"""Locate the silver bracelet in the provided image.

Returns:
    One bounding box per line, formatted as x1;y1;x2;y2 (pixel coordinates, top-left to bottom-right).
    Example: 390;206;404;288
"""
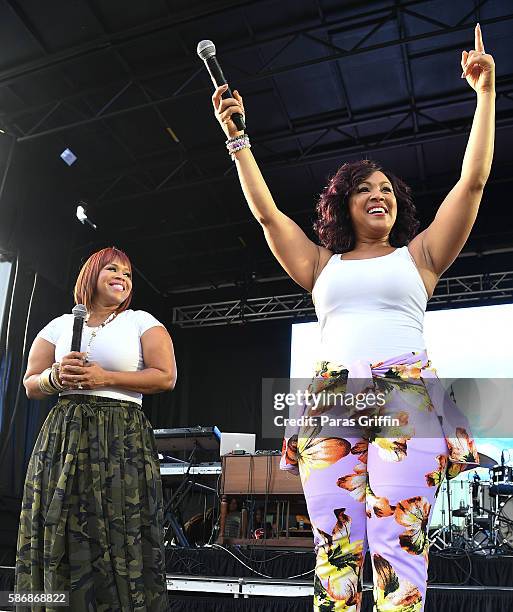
225;134;247;144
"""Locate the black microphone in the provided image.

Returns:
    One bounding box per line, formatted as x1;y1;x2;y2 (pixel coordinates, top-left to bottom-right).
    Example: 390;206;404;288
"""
71;304;87;352
197;39;246;132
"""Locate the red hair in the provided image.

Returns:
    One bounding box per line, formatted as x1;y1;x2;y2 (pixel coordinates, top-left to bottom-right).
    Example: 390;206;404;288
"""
74;247;133;312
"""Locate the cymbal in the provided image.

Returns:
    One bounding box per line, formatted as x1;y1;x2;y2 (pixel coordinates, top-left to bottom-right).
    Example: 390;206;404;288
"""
478;452;498;469
450;452;497;478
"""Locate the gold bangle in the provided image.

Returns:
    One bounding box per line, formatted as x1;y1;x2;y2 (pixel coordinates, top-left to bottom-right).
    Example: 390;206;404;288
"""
38;369;53;394
38;368;58;395
50;362;66;391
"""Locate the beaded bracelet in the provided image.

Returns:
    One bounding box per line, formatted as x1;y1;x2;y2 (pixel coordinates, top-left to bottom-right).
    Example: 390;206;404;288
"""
226;134;251;160
226;134;247;143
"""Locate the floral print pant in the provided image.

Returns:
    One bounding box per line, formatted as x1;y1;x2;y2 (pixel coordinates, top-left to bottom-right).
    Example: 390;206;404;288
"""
286;374;474;611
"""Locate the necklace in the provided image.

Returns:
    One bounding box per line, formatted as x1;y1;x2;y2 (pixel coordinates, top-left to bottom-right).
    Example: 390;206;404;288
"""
84;311;117;360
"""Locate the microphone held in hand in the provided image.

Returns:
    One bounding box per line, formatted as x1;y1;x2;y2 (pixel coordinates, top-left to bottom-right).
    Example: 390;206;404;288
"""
71;304;87;352
197;39;245;132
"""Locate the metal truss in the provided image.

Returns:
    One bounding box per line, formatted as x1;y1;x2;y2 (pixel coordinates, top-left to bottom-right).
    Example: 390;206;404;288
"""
0;0;259;87
172;270;513;327
1;0;511;214
89;99;513;208
2;0;510;144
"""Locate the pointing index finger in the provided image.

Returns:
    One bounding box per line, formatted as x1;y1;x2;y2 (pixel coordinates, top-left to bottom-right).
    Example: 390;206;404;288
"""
475;23;485;53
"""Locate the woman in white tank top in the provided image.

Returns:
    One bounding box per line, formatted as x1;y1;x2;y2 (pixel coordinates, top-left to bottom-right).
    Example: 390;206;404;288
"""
211;24;494;612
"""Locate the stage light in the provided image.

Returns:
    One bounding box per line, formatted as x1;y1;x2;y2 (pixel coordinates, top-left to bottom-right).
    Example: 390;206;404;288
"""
76;203;97;229
60;148;77;166
166;127;180;143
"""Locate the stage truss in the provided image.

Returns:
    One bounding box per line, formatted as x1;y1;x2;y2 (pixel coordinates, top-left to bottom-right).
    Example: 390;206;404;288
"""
172;270;513;328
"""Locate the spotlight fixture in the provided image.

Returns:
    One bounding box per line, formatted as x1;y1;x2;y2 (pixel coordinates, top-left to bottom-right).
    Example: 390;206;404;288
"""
60;148;77;166
76;203;97;229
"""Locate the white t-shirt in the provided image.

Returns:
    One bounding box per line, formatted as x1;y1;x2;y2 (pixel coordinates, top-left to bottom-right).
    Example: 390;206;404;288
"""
37;309;165;405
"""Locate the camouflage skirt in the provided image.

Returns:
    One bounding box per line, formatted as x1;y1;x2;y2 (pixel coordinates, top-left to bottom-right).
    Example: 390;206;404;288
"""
15;394;169;612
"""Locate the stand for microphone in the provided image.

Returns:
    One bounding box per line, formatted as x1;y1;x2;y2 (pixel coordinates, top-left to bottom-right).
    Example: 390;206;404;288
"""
162;444;199;547
440;485;446;543
430;484;450;551
446;479;453;545
162;442;218;547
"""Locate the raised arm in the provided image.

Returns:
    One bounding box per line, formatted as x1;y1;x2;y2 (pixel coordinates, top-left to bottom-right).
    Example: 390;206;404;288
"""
412;24;495;279
212;85;329;292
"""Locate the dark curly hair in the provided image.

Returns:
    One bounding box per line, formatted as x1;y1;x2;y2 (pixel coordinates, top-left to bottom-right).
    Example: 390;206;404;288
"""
313;159;420;253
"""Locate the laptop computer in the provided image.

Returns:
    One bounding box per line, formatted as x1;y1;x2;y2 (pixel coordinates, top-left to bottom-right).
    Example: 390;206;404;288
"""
220;432;256;456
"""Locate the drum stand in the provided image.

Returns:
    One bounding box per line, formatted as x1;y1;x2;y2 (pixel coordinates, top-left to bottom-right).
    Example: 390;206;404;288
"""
477;502;513;546
446;478;454;544
432;458;513;555
429;483;451;550
470;503;499;553
466;490;513;554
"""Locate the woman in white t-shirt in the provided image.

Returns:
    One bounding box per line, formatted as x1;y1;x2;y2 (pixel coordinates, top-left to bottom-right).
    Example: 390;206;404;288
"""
15;246;176;612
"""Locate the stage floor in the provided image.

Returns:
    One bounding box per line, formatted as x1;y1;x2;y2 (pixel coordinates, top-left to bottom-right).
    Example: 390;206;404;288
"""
1;546;513;610
163;545;513;611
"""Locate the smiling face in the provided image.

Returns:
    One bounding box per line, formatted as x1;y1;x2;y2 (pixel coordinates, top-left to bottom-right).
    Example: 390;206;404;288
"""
94;258;133;309
347;170;398;242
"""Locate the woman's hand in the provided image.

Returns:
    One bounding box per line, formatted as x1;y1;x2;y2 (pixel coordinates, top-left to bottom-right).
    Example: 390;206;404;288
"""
60;356;110;390
461;23;495;95
58;351;88;389
212;84;245;138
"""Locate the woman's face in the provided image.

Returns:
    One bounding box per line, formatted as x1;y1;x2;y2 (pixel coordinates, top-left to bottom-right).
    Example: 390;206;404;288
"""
94;258;132;308
347;170;397;240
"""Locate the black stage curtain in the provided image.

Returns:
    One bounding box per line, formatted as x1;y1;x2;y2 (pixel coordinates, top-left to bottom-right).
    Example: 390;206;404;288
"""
167;548;313;581
0;258;70;563
168;596;313;612
167;590;513;612
0;260;69;493
0;566;12;590
165;546;513;588
157;321;292;448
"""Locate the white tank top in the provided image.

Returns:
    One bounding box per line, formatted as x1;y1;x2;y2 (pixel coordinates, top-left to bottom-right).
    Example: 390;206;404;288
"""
312;246;428;364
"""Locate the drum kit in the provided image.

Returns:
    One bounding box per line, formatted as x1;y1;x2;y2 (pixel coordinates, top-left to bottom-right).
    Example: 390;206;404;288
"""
430;452;513;555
